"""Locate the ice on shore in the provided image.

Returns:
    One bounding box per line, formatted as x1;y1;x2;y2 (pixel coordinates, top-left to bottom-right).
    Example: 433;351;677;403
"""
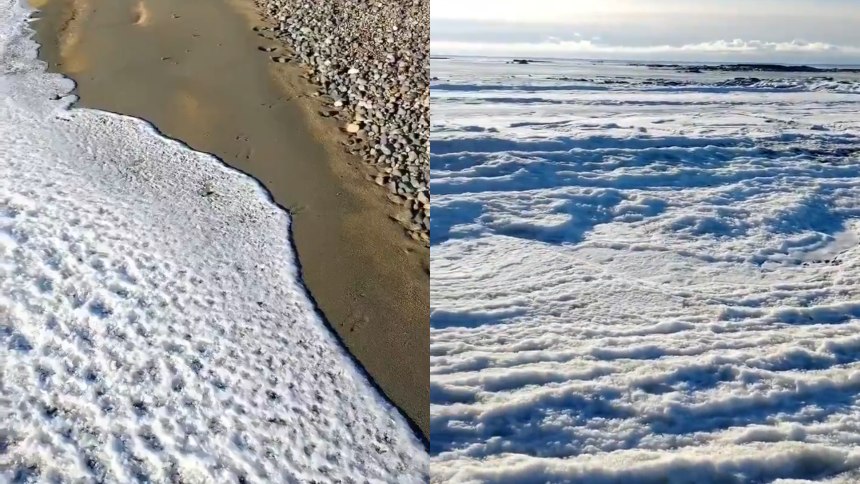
430;56;860;482
0;1;426;481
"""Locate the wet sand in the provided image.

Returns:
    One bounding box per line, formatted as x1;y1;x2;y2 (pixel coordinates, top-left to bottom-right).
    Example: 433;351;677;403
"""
30;0;429;438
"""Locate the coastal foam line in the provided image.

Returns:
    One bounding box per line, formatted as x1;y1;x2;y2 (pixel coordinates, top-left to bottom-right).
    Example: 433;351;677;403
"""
430;57;860;482
0;0;426;481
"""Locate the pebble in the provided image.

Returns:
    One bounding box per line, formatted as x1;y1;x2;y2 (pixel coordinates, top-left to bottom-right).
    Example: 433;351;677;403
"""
261;0;430;243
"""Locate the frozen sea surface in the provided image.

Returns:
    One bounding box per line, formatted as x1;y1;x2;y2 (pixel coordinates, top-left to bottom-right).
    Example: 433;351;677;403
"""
0;1;426;481
430;56;860;483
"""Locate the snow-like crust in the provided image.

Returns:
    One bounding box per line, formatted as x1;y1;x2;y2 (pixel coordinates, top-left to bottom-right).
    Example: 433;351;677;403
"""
430;58;860;482
0;2;426;481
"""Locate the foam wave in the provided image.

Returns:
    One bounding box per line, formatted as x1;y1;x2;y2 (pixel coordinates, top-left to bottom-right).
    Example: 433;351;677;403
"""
0;0;426;481
431;53;860;481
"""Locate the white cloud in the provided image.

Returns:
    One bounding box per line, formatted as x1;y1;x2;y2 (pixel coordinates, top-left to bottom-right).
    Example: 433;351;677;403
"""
430;1;860;63
430;38;860;62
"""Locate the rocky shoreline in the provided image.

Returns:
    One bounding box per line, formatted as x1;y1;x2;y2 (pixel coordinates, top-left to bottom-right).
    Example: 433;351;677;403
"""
255;0;430;245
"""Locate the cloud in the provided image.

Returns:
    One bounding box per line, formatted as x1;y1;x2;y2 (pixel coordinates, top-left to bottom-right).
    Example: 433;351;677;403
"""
430;38;860;62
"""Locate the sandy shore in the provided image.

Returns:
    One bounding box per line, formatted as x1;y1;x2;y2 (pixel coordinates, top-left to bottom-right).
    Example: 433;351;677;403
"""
30;0;428;438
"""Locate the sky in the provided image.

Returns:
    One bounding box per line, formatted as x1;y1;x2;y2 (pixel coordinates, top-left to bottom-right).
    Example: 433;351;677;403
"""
431;0;860;64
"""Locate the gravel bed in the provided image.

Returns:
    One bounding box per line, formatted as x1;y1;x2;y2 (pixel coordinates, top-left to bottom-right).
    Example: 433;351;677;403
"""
256;0;430;245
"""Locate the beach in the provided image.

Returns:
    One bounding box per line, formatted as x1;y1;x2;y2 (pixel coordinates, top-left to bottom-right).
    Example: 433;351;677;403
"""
0;0;426;480
30;0;429;439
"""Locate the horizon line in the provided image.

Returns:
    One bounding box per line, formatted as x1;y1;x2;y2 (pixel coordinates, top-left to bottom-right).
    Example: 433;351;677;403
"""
430;54;860;68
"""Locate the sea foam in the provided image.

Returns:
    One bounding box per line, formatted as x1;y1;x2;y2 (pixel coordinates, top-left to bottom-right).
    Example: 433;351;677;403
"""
431;56;860;483
0;1;426;481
